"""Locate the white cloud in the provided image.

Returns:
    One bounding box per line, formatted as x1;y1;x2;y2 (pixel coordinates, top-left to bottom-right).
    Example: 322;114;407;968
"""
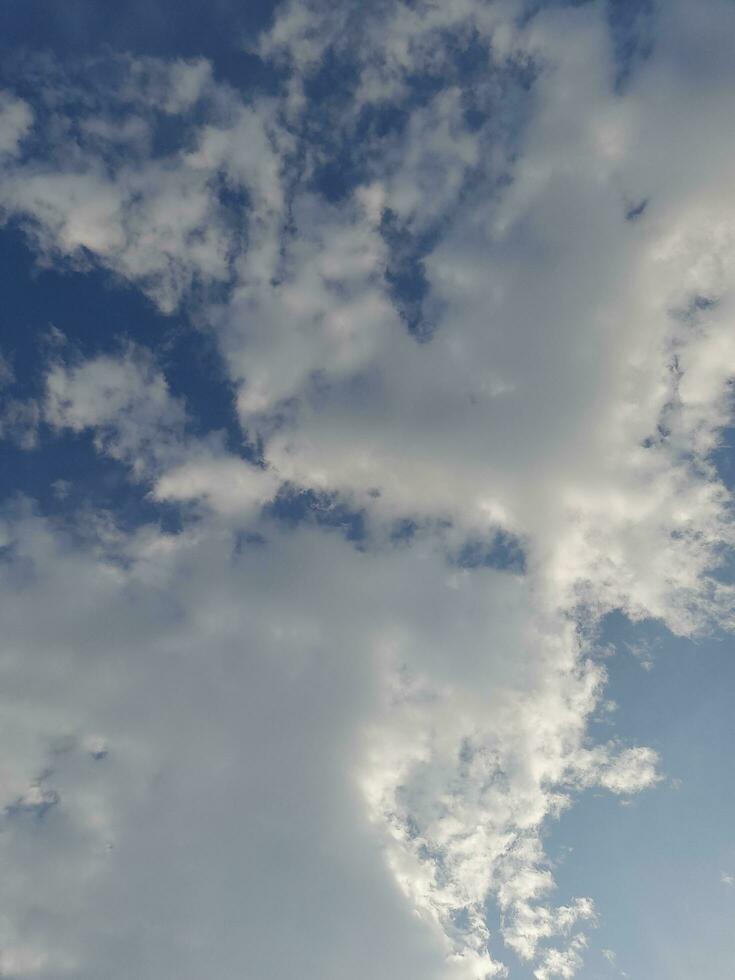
152;451;278;516
0;508;603;979
43;344;276;515
0;58;284;313
44;346;187;477
0;1;733;978
533;934;588;980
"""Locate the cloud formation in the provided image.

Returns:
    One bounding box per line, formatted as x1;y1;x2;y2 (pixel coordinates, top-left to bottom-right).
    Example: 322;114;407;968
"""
0;1;734;978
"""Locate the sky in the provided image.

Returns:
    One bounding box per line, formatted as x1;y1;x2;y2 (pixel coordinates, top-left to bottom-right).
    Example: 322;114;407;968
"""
0;1;733;978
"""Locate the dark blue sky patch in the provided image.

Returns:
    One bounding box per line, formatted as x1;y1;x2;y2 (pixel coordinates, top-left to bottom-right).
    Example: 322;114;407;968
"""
390;518;420;545
0;432;184;535
307;98;408;206
302;51;364;204
0;225;246;453
215;179;251;248
0;0;282;93
302;46;359;109
264;483;366;544
711;424;735;493
454;530;527;574
149;108;201;159
0;224;170;392
380;209;442;341
626;198;648;221
152;323;246;455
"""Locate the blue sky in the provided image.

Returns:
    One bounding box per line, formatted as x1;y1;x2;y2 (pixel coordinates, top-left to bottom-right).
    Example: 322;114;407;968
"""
0;2;734;978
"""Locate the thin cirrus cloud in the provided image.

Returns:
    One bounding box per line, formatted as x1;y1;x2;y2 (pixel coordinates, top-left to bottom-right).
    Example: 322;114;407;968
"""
0;1;733;978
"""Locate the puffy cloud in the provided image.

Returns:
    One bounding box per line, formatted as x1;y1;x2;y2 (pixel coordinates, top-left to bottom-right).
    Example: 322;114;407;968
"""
533;934;589;980
152;451;278;515
42;344;276;515
0;57;284;312
0;507;612;980
0;1;734;978
44;346;188;477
